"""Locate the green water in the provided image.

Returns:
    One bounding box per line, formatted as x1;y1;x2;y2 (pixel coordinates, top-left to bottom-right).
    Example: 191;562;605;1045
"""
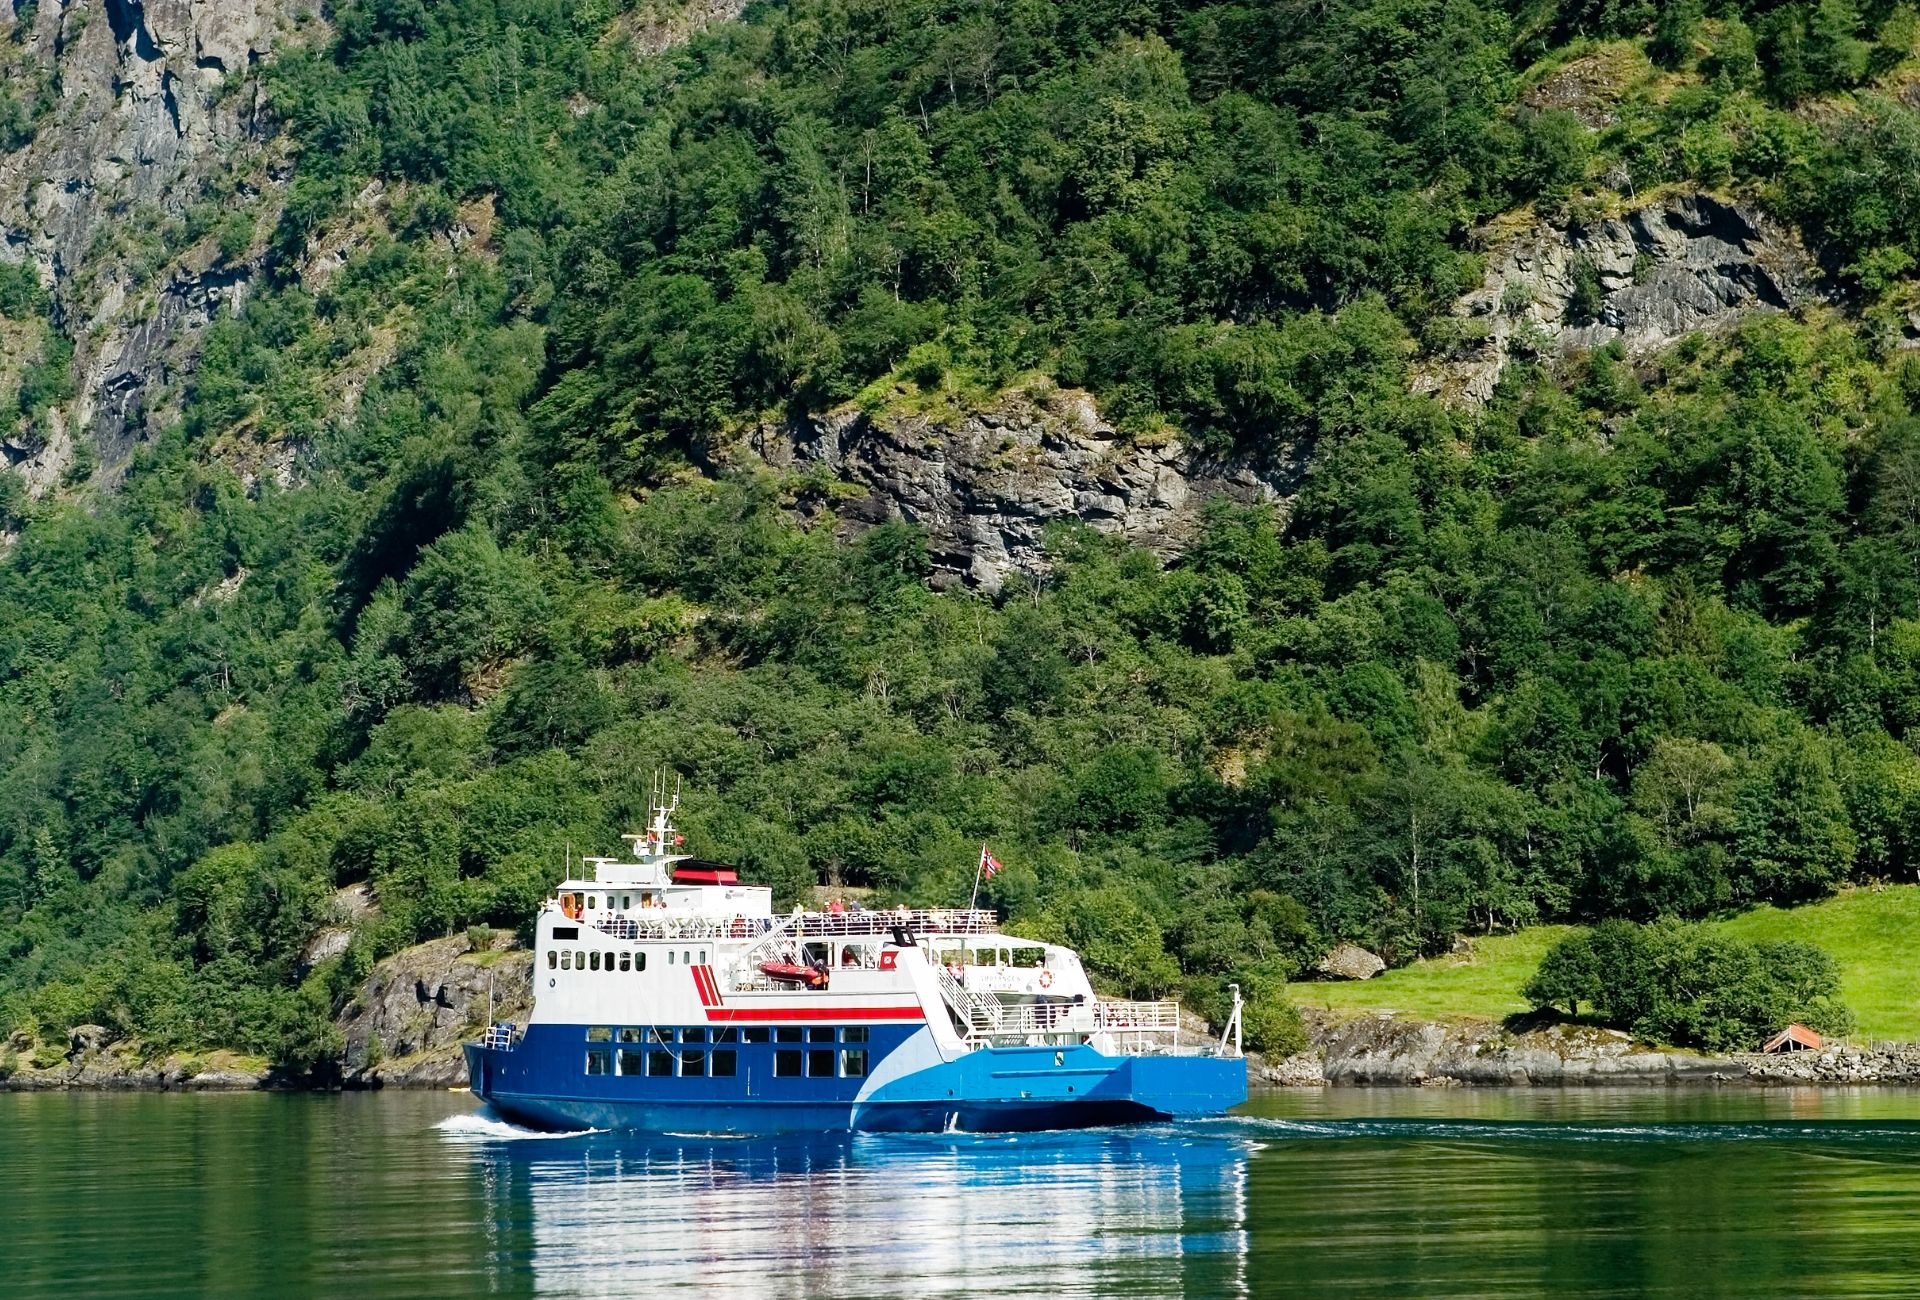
4;1087;1919;1297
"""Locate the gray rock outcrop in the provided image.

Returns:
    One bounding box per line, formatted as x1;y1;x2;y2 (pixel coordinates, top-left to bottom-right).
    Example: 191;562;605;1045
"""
1311;1012;1729;1085
337;934;532;1088
0;0;303;488
1419;193;1818;404
1315;943;1386;982
740;387;1301;592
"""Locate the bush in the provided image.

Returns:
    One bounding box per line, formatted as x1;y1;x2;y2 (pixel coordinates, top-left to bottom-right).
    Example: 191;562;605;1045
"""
1240;978;1308;1057
1524;920;1853;1052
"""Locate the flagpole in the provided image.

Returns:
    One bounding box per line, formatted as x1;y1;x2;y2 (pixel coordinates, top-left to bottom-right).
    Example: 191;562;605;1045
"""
968;843;986;913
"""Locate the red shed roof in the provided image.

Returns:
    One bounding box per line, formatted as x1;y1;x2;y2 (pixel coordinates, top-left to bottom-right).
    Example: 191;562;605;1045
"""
1761;1024;1823;1053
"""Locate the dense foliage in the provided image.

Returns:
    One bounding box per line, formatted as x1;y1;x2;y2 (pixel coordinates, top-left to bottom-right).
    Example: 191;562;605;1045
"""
6;0;1920;1070
1523;919;1854;1050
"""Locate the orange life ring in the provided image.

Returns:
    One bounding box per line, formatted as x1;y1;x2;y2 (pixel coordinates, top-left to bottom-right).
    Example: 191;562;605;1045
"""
1038;970;1054;989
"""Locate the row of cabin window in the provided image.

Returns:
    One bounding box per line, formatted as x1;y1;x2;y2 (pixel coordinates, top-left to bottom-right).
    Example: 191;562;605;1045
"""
547;948;711;972
571;894;660;910
584;1047;868;1079
585;1026;869;1044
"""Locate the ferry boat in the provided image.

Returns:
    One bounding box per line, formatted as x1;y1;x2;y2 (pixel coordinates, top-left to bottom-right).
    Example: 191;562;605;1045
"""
464;782;1247;1133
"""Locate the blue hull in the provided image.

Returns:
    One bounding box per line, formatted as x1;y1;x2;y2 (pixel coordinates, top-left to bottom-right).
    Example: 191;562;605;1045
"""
464;1024;1245;1134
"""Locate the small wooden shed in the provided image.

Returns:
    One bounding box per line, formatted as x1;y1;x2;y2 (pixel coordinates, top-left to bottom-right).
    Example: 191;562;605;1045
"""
1761;1024;1823;1053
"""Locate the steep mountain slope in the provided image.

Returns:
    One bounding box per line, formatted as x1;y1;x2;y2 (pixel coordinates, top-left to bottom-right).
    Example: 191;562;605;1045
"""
5;0;1920;1075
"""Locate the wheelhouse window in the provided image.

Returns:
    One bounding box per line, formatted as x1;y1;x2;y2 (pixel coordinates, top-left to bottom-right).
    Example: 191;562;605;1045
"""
647;1051;674;1077
680;1028;706;1043
712;1028;738;1044
585;1050;610;1076
618;1028;643;1043
617;1049;645;1076
712;1050;737;1077
842;1027;869;1043
742;1028;769;1043
807;1049;836;1077
681;1051;707;1077
775;1028;802;1043
808;1027;835;1043
586;1026;612;1042
774;1050;801;1077
842;1050;867;1078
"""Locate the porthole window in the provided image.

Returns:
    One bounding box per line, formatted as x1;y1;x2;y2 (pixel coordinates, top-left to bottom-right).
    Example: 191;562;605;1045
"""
547;951;557;970
587;896;598;910
618;953;631;972
635;953;647;973
590;951;601;971
560;951;572;970
668;951;676;965
699;949;707;964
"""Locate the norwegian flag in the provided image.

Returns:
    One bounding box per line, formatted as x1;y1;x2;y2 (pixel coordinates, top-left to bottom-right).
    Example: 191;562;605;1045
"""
980;844;1003;879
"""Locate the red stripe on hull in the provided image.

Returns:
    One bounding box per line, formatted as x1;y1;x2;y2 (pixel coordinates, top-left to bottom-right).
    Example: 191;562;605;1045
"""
705;1006;927;1023
692;965;720;1006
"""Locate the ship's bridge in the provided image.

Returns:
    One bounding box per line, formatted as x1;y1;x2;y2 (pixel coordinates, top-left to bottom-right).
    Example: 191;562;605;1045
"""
543;787;774;935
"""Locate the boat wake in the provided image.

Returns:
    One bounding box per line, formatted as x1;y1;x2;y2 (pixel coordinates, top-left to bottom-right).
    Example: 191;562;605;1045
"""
434;1111;600;1142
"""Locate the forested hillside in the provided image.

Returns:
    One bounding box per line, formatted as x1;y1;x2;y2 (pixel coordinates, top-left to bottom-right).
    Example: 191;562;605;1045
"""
6;0;1920;1072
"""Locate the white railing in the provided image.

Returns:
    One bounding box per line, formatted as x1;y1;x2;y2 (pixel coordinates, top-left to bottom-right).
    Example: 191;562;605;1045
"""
1093;1000;1181;1031
566;906;999;946
481;1024;516;1051
936;963;1004;1034
964;1002;1096;1041
576;911;779;942
796;908;999;937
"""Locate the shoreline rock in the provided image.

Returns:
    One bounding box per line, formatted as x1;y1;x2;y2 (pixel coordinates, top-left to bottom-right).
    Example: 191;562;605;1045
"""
1243;1010;1920;1088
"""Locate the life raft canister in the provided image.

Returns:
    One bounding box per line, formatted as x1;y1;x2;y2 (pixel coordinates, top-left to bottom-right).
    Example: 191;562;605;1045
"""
561;892;581;920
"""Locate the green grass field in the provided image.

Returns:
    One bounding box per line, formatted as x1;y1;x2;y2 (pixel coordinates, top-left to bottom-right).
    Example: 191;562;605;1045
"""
1287;886;1920;1042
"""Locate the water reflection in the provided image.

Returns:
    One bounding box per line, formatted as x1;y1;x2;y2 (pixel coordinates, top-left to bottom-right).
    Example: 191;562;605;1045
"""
453;1119;1255;1298
444;1090;1920;1299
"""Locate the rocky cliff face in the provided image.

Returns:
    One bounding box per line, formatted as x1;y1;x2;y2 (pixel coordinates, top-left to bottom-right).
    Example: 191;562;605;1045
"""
338;933;532;1088
1418;193;1819;405
0;0;303;489
739;387;1301;591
